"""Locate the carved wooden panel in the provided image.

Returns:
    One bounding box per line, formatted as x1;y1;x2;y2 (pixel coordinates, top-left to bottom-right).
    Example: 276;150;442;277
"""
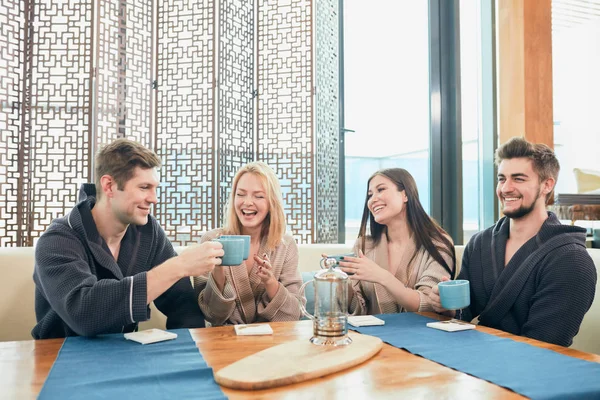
21;0;93;246
217;0;255;225
257;0;314;244
0;0;25;245
95;0;153;147
315;0;340;243
0;0;340;247
155;0;216;245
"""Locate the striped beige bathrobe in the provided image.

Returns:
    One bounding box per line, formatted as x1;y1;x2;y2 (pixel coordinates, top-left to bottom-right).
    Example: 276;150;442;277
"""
193;229;304;326
349;235;454;315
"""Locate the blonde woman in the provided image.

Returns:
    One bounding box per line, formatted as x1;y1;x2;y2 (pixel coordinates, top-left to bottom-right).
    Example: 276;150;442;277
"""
193;162;304;325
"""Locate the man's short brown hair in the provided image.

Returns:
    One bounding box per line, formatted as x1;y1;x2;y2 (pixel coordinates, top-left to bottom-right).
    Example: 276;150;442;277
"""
495;136;560;182
95;138;161;197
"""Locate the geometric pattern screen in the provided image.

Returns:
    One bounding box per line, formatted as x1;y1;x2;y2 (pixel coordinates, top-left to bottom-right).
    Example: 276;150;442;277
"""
155;0;216;246
0;0;94;246
315;0;341;243
257;0;316;244
0;0;25;246
94;0;154;147
0;0;340;246
217;0;255;227
23;0;94;246
0;0;27;246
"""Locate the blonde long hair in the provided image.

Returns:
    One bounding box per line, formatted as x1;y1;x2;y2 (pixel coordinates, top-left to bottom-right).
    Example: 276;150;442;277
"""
223;162;286;250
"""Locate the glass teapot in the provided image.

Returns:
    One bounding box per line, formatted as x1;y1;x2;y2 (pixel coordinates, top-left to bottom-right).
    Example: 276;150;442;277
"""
298;257;352;346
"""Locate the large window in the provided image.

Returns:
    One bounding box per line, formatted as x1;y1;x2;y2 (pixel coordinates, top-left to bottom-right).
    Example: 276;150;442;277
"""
342;0;430;244
460;0;481;241
552;0;600;195
341;0;496;245
459;0;497;242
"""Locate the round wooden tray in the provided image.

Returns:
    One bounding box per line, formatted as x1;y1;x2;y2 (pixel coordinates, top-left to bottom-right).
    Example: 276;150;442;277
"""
214;333;383;390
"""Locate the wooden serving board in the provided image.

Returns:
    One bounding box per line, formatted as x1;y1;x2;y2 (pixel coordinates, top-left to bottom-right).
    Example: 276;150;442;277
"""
214;334;383;390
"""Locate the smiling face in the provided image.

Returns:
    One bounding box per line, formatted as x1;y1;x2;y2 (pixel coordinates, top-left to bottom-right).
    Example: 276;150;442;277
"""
109;166;159;226
367;174;408;225
234;172;270;233
496;158;552;220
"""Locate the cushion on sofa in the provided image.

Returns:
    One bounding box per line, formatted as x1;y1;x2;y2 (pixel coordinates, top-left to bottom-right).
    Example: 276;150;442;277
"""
0;248;37;342
571;248;600;354
573;168;600;194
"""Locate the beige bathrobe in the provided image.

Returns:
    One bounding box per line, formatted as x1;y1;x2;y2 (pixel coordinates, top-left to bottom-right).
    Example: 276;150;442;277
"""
349;235;453;315
193;229;304;326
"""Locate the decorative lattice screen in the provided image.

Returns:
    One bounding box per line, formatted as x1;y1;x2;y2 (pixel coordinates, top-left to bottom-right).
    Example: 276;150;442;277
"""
315;0;340;243
0;0;26;246
2;0;94;246
216;0;255;226
155;0;216;245
94;0;154;146
257;0;315;244
0;0;340;246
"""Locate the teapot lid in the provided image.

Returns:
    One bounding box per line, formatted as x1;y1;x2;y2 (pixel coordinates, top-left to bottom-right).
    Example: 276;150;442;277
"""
314;265;348;281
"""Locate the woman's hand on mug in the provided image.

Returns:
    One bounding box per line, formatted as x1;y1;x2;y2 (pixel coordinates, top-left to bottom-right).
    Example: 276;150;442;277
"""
428;277;455;317
338;250;387;284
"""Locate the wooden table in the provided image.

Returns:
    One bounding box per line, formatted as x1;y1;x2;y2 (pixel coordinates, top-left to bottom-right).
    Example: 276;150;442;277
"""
3;314;600;399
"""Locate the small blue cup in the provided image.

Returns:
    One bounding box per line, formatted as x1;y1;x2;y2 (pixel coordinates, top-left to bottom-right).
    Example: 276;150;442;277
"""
219;235;250;260
438;279;470;310
212;238;245;266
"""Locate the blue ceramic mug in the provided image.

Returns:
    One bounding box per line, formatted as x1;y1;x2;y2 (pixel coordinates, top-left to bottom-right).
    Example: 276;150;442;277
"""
212;238;245;266
219;235;250;260
438;279;470;310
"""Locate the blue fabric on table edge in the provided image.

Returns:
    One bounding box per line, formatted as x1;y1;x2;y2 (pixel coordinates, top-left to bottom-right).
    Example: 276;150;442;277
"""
352;313;600;400
38;328;226;400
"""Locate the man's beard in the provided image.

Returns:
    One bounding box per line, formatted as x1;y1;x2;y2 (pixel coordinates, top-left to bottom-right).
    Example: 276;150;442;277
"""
503;200;537;219
503;187;544;219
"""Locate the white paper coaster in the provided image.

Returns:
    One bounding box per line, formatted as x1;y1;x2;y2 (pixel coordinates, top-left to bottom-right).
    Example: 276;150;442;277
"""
348;315;386;327
426;320;476;332
234;324;274;336
124;329;178;344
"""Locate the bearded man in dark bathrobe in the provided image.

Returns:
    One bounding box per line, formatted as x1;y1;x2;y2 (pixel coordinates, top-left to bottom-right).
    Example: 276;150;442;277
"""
429;137;596;347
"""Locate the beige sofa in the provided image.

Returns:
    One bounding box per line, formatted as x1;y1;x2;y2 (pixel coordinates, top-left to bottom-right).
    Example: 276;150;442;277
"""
1;244;599;356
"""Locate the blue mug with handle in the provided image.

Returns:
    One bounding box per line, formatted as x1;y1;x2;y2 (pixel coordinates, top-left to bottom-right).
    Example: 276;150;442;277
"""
438;279;470;310
219;235;250;260
212;238;245;266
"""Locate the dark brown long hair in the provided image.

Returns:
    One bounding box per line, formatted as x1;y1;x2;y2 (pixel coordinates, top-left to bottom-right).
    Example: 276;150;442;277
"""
357;168;456;278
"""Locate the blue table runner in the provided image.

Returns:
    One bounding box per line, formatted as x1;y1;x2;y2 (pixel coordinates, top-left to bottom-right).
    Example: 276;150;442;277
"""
38;329;226;400
353;313;600;400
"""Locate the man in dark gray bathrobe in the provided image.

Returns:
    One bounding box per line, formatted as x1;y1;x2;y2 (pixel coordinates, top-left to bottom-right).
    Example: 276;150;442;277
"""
430;137;596;347
33;139;224;339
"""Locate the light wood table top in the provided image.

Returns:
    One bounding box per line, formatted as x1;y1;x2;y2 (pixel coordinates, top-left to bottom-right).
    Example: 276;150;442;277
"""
2;313;599;399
